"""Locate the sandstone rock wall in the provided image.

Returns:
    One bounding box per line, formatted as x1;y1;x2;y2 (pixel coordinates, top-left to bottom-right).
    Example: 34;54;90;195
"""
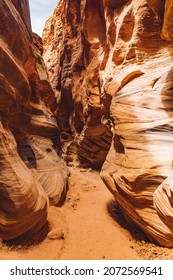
11;0;32;34
43;0;113;168
43;0;173;247
101;0;173;247
0;0;67;240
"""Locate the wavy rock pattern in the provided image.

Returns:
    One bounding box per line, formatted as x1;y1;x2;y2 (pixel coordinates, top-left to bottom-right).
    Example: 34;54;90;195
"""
0;124;48;240
0;0;67;240
101;0;173;247
43;0;113;168
44;0;173;247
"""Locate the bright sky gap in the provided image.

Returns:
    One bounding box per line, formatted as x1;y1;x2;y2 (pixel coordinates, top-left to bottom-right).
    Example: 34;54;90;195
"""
29;0;59;36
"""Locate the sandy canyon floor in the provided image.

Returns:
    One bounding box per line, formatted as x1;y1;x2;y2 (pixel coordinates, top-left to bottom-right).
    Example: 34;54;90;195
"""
0;167;173;260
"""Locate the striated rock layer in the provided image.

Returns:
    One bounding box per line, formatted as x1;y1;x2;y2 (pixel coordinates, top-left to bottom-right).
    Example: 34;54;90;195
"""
43;0;113;168
0;0;67;240
43;0;173;247
100;0;173;247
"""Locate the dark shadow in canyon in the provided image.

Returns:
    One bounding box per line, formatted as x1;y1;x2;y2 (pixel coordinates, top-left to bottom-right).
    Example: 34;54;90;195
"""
107;200;150;243
3;222;49;250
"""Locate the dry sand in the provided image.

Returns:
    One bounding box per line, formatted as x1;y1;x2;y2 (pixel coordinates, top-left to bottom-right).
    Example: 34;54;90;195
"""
0;167;173;260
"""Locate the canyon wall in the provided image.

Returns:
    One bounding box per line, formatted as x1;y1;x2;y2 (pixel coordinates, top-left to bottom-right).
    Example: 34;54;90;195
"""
0;0;67;240
43;0;113;168
43;0;173;247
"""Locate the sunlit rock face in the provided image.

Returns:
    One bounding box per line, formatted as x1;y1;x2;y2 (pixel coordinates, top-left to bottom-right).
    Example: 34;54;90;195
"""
44;0;173;247
0;0;67;240
101;0;173;247
43;0;113;168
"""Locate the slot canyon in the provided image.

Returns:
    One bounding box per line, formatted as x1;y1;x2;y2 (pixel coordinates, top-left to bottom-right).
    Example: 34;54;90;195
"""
1;0;173;260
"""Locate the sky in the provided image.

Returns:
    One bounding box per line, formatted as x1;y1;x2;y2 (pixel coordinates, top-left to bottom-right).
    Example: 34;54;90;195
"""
29;0;59;36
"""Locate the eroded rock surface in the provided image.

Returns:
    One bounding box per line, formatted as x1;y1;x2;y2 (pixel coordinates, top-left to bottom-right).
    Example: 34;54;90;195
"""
0;0;67;240
161;0;173;40
43;0;113;168
100;0;173;247
43;0;173;247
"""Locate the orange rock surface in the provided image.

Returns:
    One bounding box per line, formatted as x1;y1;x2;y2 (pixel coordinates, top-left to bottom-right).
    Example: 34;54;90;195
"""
43;0;113;168
43;0;173;247
0;0;68;240
2;0;173;248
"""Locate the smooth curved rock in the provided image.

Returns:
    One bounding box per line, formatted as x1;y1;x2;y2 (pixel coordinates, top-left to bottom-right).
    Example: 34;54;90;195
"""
43;0;173;247
11;0;32;34
0;123;48;240
101;0;173;247
0;0;68;240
